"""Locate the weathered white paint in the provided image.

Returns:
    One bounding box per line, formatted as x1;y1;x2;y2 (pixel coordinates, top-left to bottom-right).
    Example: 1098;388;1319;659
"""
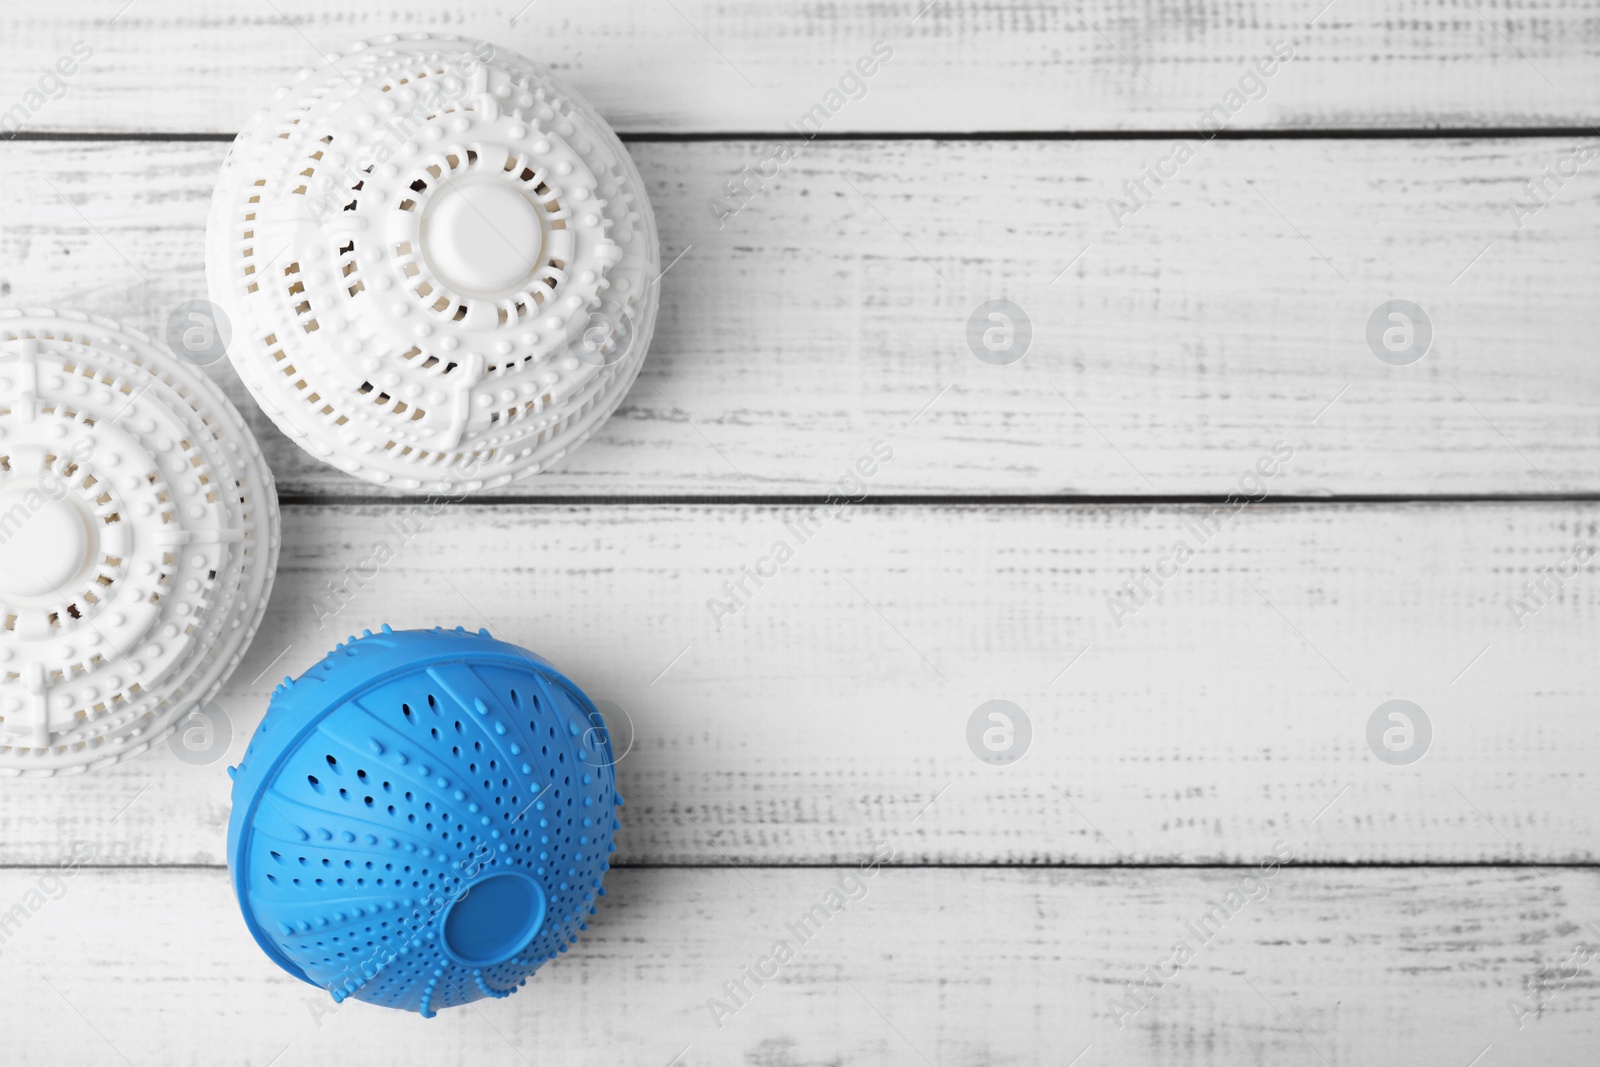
2;139;1595;497
2;1;1598;134
0;866;1594;1066
2;7;1596;1061
4;502;1594;866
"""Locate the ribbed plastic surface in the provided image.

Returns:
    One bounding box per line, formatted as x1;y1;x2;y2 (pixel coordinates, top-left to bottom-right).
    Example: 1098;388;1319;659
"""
0;309;280;775
206;33;661;492
227;625;622;1017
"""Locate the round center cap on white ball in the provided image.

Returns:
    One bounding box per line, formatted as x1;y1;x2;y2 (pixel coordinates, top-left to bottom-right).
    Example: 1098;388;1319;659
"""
421;182;543;296
0;491;90;599
205;35;662;493
0;310;281;776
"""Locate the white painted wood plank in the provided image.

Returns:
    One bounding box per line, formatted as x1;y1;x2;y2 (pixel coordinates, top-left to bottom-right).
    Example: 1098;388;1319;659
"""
4;139;1597;497
2;1;1597;134
4;502;1595;866
0;866;1595;1066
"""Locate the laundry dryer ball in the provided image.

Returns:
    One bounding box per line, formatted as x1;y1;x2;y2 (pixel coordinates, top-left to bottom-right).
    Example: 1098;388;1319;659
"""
226;625;623;1016
0;309;279;775
206;34;661;492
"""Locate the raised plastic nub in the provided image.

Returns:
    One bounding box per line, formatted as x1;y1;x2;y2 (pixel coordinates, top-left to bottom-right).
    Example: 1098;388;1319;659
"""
441;871;548;967
421;182;544;297
0;490;91;599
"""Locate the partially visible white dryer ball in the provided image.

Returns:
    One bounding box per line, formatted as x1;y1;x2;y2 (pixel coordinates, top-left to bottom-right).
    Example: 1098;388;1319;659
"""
0;309;280;776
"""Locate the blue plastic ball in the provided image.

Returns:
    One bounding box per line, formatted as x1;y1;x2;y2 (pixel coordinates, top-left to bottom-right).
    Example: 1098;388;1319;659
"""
226;626;622;1017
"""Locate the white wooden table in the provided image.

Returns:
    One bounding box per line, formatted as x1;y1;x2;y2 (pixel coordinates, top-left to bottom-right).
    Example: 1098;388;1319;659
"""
1;2;1597;1064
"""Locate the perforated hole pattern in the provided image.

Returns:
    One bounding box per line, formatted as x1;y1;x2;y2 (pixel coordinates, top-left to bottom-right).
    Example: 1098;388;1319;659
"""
206;33;660;493
0;309;280;775
227;626;621;1017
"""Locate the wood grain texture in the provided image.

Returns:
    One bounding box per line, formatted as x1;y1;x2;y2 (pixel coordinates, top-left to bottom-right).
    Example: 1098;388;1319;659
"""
2;4;1596;1059
3;502;1595;867
1;866;1597;1066
3;138;1597;498
2;1;1598;134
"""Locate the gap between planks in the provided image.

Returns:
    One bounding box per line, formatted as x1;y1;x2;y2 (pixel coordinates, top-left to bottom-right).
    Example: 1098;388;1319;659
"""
6;503;1597;867
271;494;1600;508
9;861;1600;871
6;127;1600;143
6;137;1598;498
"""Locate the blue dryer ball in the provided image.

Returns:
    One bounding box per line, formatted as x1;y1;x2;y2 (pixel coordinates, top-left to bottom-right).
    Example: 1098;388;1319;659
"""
226;625;623;1017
